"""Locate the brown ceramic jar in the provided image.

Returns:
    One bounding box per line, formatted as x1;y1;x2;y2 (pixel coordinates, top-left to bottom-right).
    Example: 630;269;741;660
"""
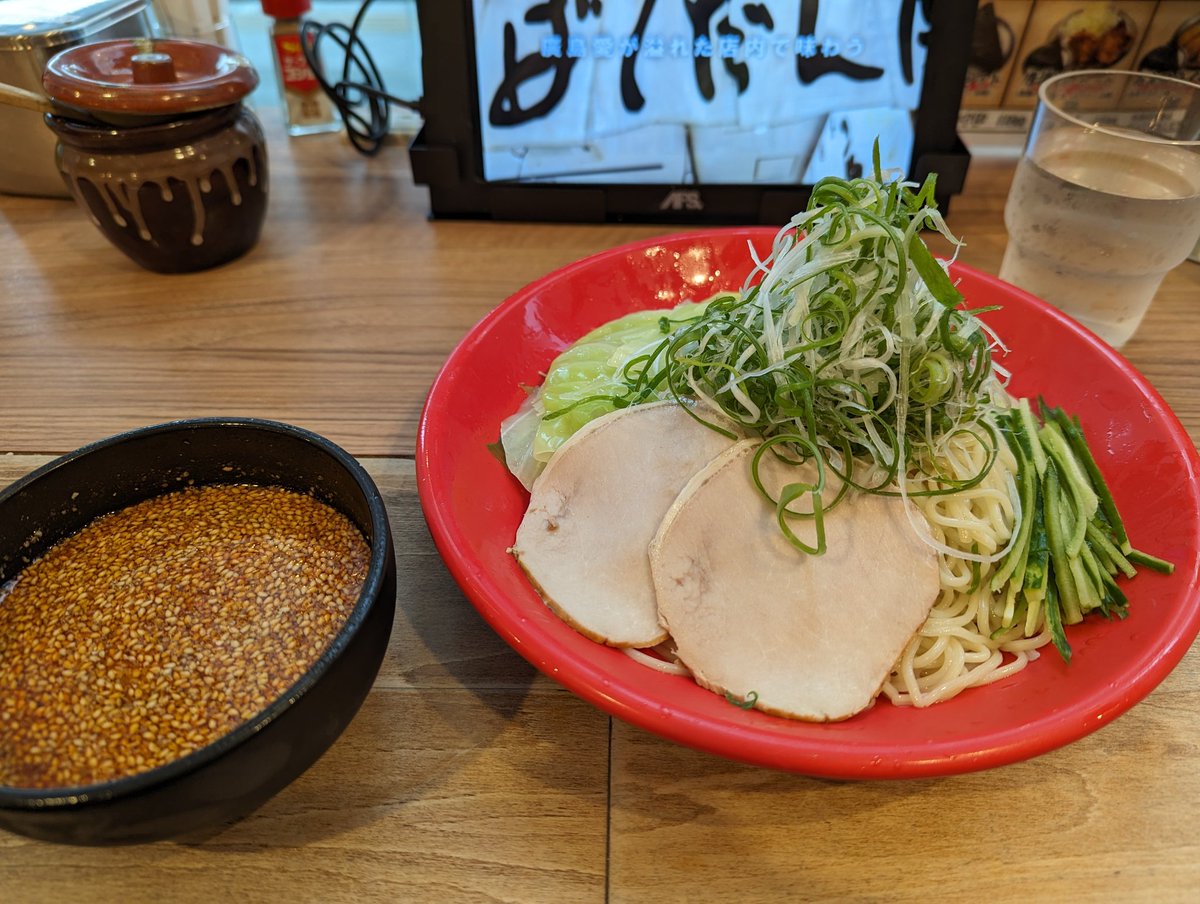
41;39;269;273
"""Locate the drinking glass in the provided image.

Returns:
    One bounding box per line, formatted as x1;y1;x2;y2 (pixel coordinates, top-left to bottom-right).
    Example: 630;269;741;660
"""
1000;70;1200;348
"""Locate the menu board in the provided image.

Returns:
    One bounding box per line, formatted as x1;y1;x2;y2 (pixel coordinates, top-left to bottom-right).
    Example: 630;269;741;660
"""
1135;1;1200;82
471;0;932;186
961;2;1035;110
959;0;1195;135
1003;0;1157;108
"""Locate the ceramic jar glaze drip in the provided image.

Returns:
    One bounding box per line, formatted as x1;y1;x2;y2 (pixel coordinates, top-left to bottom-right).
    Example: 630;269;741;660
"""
47;106;268;272
61;115;262;247
40;38;268;273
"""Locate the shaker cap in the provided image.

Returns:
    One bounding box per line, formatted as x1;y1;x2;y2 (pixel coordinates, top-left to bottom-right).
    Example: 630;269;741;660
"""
260;0;312;18
42;38;258;117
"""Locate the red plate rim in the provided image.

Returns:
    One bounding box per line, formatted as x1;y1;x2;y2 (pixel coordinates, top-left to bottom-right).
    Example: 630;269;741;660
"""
416;228;1200;779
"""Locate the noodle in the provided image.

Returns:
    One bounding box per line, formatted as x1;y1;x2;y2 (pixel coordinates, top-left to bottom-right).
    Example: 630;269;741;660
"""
624;646;690;676
881;428;1052;706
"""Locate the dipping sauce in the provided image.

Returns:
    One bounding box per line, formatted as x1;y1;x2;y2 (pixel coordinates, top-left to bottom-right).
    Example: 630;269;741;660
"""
0;485;370;789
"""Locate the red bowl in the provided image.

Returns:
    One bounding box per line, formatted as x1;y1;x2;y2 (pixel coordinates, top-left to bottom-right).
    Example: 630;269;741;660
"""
416;229;1200;779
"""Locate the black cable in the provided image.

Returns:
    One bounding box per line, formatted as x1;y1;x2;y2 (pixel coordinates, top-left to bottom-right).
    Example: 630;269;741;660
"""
299;0;423;156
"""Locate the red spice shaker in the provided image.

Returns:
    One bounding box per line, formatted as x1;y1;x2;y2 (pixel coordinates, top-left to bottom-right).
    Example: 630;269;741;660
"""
261;0;340;136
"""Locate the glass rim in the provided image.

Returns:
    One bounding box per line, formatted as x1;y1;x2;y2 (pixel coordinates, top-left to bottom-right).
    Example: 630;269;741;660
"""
1037;69;1200;149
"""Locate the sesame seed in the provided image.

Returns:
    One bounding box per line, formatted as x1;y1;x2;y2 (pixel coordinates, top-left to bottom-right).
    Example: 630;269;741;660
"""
0;485;370;789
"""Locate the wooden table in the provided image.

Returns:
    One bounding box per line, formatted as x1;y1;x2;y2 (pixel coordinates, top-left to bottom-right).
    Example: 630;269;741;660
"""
2;112;1198;903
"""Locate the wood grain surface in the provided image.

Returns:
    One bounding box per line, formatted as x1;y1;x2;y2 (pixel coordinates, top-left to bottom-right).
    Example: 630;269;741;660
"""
1;113;1195;457
2;109;1199;903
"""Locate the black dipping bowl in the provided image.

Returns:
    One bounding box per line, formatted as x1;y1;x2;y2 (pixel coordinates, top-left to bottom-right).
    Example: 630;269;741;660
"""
0;419;396;845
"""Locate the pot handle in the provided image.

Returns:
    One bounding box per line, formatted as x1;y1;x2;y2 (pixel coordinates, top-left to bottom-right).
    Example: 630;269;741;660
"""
0;83;55;115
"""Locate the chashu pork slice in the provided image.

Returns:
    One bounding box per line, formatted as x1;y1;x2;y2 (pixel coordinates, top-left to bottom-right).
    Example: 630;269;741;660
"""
512;401;735;647
650;440;940;721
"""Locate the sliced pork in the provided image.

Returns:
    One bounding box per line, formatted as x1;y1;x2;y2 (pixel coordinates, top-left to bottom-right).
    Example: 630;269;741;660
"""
650;440;940;721
512;401;735;647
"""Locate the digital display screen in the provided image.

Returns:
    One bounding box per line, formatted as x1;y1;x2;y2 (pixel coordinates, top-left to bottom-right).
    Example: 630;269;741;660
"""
471;0;931;187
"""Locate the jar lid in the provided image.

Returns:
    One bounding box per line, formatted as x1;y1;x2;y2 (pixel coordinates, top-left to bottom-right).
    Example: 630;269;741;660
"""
42;38;258;117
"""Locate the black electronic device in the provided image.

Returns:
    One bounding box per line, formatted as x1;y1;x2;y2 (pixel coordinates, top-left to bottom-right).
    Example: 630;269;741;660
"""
410;0;974;222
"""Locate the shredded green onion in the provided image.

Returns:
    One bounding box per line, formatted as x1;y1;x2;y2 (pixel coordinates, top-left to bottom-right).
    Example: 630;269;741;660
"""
614;162;1010;561
726;690;759;709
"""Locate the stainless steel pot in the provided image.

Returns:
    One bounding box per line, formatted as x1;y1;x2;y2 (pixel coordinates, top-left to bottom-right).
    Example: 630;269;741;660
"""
0;1;153;198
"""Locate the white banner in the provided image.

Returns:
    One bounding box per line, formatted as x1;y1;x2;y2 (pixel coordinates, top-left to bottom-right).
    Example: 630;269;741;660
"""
472;0;930;185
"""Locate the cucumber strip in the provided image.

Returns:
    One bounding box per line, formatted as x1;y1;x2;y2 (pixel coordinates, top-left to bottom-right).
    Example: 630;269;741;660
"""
1024;588;1044;638
1017;398;1048;478
1038;421;1098;554
1023;483;1050;597
1085;520;1136;579
1044;579;1072;662
1001;579;1017;627
1098;568;1129;617
1063;412;1130;553
1010;593;1029;628
1043;462;1084;624
1128;549;1176;575
1090;540;1119;577
1069;554;1099;616
991;421;1036;591
1076;543;1109;615
1038;417;1099;518
1005;407;1037;463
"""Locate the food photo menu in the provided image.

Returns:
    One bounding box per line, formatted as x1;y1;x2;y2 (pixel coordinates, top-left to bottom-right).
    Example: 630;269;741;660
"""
960;0;1200;135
